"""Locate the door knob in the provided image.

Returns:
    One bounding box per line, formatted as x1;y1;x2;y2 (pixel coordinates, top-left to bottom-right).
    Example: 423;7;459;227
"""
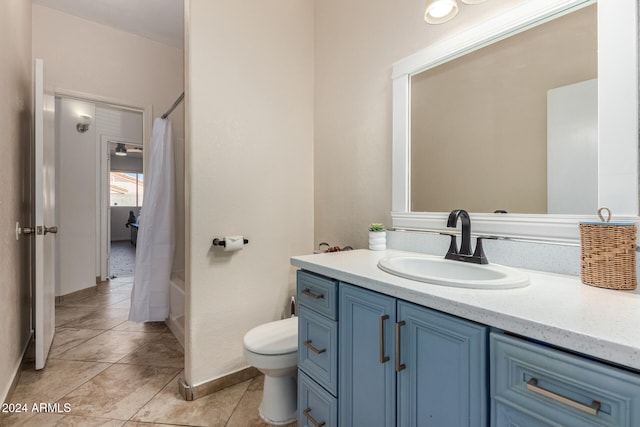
44;226;58;235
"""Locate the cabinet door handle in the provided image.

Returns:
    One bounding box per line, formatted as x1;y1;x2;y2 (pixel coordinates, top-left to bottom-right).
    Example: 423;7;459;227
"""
395;320;406;372
526;378;600;416
303;408;326;427
302;288;324;300
304;340;326;354
379;315;390;363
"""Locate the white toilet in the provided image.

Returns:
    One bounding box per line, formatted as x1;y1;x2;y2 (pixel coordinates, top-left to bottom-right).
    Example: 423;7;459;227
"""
243;316;298;425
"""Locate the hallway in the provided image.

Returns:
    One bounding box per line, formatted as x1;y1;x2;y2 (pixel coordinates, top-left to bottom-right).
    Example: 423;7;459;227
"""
109;241;136;279
1;277;285;426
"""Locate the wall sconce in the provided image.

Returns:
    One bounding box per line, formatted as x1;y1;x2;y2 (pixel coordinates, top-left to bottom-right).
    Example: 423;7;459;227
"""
115;143;127;157
76;115;92;133
425;0;487;24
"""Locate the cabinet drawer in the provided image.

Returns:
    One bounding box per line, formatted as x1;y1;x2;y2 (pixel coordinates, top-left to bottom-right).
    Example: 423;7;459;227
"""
297;270;338;320
494;401;556;427
491;333;640;427
298;306;338;395
299;370;338;427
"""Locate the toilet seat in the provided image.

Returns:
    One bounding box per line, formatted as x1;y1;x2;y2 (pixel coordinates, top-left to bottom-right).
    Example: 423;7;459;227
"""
244;316;298;355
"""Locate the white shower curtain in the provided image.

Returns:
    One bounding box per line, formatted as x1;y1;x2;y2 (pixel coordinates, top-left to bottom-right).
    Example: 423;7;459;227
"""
129;118;175;322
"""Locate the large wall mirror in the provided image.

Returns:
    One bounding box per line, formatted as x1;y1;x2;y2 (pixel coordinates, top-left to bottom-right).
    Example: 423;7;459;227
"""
391;0;638;243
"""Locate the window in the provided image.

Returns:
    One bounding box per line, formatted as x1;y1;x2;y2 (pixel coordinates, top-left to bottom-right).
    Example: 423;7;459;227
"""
110;172;144;207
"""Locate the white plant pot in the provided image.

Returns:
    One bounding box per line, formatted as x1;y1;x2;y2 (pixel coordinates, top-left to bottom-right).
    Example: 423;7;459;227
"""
369;231;386;251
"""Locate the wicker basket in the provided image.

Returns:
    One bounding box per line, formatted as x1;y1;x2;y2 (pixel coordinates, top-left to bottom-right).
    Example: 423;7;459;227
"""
579;222;637;290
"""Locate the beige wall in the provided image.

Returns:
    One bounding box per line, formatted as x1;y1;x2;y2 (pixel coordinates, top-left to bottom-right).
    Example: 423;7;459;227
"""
313;0;530;248
32;5;186;285
0;0;33;403
185;0;313;385
32;5;184;129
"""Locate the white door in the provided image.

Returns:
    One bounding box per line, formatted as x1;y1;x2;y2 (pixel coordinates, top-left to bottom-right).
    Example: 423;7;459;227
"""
547;79;598;214
34;58;57;370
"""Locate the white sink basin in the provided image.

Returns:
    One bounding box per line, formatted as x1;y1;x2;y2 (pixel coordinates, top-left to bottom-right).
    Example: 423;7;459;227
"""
377;255;529;289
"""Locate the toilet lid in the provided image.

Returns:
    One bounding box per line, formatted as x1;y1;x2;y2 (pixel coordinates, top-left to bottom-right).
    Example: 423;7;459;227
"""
244;317;298;355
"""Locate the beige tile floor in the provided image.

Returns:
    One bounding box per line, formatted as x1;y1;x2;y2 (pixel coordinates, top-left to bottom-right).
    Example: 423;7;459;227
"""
2;276;296;426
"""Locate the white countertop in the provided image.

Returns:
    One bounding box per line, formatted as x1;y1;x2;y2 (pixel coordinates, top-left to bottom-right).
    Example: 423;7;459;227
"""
291;249;640;371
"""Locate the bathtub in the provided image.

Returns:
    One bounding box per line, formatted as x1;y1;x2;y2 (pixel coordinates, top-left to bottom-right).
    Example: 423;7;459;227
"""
168;270;185;347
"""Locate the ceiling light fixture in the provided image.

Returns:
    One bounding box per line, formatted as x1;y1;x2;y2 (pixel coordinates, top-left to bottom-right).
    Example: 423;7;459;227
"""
115;143;127;157
425;0;487;25
425;0;458;24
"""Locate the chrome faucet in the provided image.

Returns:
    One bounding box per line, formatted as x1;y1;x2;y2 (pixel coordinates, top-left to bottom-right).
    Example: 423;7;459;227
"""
444;209;493;264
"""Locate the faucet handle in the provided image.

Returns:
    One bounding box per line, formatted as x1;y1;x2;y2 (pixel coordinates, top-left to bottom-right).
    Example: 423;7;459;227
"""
471;236;497;264
440;232;459;259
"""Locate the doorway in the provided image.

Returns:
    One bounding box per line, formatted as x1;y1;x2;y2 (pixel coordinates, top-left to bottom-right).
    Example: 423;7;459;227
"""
96;106;145;282
102;137;145;280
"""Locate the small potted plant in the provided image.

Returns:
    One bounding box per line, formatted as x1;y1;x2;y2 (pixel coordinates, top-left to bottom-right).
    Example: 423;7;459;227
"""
369;223;386;251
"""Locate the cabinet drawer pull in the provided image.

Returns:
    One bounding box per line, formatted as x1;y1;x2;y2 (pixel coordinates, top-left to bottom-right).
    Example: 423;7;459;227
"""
526;378;600;416
303;408;326;427
302;288;325;300
304;340;326;354
379;315;390;364
395;320;406;372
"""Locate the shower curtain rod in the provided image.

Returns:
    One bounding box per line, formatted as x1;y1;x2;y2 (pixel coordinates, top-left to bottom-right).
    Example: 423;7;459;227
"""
161;92;184;119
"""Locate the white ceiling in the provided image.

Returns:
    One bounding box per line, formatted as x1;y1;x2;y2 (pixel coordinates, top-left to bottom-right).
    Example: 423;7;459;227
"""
32;0;184;48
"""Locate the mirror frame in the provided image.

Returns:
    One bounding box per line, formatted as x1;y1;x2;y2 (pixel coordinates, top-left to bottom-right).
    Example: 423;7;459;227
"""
391;0;638;244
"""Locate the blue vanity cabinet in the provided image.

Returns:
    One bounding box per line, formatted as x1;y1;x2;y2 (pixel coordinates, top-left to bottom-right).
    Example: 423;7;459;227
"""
299;370;338;427
298;305;338;394
396;300;488;427
491;333;640;427
339;283;489;427
297;270;339;427
339;283;397;427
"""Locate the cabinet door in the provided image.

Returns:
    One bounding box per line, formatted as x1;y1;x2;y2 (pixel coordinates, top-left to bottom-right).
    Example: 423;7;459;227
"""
340;284;396;427
397;301;488;427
